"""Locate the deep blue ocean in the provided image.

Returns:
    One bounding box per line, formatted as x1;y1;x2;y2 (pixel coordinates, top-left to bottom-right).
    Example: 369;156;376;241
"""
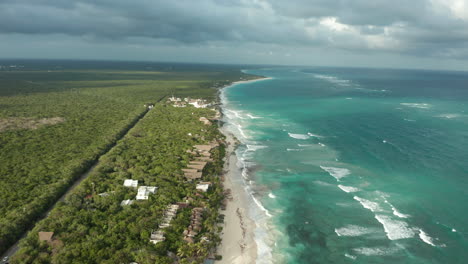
221;67;468;264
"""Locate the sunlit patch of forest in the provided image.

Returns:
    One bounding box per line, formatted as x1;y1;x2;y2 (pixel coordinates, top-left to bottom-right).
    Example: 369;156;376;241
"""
0;64;256;256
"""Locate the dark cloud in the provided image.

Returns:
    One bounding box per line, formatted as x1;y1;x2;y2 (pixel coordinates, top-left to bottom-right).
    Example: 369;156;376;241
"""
0;0;467;62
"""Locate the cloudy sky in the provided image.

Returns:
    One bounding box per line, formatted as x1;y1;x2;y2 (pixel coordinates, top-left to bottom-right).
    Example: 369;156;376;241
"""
1;0;467;70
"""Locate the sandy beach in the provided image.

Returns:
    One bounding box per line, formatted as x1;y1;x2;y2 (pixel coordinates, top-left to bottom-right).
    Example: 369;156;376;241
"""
216;126;257;264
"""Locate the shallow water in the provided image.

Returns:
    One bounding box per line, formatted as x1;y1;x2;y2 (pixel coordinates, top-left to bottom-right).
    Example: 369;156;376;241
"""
221;67;468;264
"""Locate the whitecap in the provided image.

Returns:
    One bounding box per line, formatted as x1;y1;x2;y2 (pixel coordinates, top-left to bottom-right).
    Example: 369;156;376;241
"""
288;133;310;140
400;103;431;109
268;192;276;199
287;148;304;151
318;143;326;147
313;74;352;87
320;166;351;181
353;247;397;256
344;253;357;260
335;225;376;237
403;118;416;122
435;113;460;119
418;229;436;246
353;196;383;212
383;199;410;218
314;180;334;187
298;144;315;147
374;215;415;240
247;113;263;119
307;132;322;138
338;185;360;193
452;228;457;232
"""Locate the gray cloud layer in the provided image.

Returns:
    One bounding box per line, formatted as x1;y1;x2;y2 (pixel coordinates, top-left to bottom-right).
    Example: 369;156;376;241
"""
1;0;467;65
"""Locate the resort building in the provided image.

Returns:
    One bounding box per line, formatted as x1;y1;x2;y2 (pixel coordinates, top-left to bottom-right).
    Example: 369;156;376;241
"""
38;232;54;243
196;182;212;192
120;199;134;206
136;186;158;200
123;179;138;188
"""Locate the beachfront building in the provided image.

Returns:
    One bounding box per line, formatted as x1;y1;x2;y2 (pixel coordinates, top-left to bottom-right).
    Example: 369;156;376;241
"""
136;186;157;200
123;179;138;188
196;182;212;192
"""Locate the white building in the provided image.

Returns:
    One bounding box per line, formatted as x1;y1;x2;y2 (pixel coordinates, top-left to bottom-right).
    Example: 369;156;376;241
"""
120;199;134;206
136;186;158;200
196;182;211;192
123;179;138;188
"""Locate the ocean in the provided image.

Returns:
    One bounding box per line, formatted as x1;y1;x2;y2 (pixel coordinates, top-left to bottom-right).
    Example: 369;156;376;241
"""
220;67;468;264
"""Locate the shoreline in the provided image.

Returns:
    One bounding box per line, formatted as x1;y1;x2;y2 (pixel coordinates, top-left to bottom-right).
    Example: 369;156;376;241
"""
215;76;272;264
216;127;257;264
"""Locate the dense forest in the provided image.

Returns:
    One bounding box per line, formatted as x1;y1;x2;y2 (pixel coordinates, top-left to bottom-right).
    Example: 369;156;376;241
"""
0;61;259;258
12;105;225;263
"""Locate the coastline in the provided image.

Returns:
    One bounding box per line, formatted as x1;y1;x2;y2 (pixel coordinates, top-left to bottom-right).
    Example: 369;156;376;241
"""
216;76;272;264
216;127;257;264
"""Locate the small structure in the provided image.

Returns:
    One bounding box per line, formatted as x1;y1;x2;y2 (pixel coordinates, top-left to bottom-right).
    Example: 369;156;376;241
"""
188;162;207;171
136;186;158;200
150;230;166;244
38;232;54;243
199;117;211;125
184;172;203;180
123;179;138;188
121;199;134;206
196;182;212;192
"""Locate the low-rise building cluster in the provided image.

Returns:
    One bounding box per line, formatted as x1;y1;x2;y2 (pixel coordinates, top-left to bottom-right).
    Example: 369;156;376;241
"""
150;204;180;244
183;207;204;243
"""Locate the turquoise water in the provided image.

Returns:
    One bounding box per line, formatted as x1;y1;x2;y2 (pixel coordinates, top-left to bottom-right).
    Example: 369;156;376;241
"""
221;67;468;264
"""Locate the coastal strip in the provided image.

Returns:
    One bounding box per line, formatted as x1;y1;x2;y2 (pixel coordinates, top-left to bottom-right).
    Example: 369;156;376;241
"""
216;76;272;264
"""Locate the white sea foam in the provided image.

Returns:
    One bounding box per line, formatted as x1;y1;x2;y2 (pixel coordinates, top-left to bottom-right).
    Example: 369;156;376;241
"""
353;247;397;256
335;225;376;237
314;180;334;187
268;192;276;199
298;144;315;147
338;185;360;193
374;215;415;240
400;103;431;109
226;109;246;119
321;166;351;181
436;113;460;119
344;253;357;260
236;124;249;139
403;118;416;122
247;113;263;119
252;195;273;217
418;229;436;246
313;74;352;87
383;199;410;218
287;148;304;151
307;132;322;138
354;196;383;212
288;133;310;140
318;142;326;147
452;228;457;232
246;145;267;152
